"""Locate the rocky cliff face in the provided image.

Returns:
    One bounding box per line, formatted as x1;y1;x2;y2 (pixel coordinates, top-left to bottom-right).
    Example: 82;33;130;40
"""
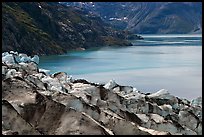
63;2;202;34
2;2;136;56
2;51;202;135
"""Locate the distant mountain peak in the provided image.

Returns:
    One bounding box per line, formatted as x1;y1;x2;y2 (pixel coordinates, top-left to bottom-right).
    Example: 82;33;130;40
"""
61;2;202;34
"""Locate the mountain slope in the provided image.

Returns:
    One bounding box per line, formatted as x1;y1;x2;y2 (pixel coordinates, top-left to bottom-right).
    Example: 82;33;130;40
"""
2;2;133;56
63;2;202;34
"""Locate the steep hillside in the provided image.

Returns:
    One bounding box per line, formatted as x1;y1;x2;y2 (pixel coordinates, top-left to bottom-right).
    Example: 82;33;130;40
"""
63;2;202;34
2;2;134;56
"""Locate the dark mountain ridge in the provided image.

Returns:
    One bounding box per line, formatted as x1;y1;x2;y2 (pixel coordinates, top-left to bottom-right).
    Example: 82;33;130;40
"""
2;2;136;56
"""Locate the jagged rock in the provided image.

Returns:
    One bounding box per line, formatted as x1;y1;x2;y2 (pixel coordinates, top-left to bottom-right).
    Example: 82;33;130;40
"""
156;122;197;135
120;86;133;94
195;123;202;135
124;91;145;100
180;126;197;135
2;100;40;135
26;75;46;90
41;76;63;92
52;72;72;84
191;97;202;108
2;66;8;75
112;85;140;99
178;110;199;131
181;98;191;105
191;107;202;122
150;114;165;123
159;104;173;116
2;130;19;135
104;79;118;89
148;89;169;98
137;126;170;135
70;83;100;105
33;72;46;80
39;68;50;75
112;86;120;93
136;114;150;123
147;89;178;106
5;69;17;79
19;62;38;73
111;119;150;135
172;102;180;110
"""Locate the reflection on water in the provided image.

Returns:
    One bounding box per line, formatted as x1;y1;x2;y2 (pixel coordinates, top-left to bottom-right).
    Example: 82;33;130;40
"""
39;34;202;100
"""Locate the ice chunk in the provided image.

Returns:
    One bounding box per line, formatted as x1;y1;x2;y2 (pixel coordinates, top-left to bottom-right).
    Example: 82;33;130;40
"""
31;55;39;64
2;54;15;64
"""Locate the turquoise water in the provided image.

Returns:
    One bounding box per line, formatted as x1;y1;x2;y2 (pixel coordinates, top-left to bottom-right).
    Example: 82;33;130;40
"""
39;34;202;99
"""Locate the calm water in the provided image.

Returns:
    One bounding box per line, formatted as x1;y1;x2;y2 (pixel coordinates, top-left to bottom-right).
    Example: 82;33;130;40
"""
39;34;202;100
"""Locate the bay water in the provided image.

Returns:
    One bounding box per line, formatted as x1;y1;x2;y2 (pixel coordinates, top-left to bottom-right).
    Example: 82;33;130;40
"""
39;34;202;100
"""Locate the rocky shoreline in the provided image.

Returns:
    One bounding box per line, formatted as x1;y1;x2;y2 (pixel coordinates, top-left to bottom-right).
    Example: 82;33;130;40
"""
2;51;202;135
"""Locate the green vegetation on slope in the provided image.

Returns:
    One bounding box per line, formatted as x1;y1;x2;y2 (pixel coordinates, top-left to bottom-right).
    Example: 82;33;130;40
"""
2;2;133;56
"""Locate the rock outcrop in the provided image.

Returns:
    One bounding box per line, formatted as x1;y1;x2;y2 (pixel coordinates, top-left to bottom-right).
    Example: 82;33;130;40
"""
2;52;202;135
